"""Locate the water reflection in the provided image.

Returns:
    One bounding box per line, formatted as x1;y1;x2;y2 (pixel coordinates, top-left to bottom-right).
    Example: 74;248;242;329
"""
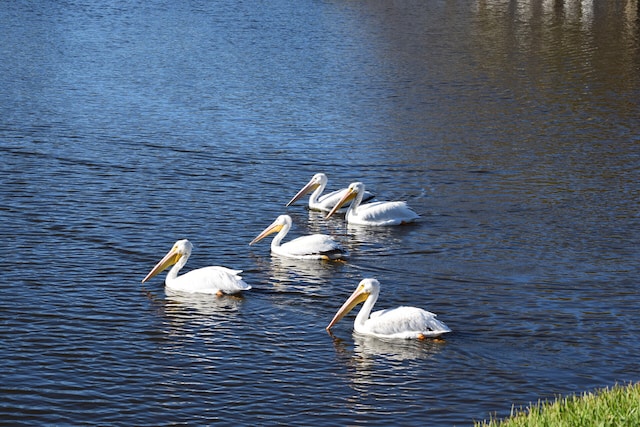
259;253;347;289
329;330;449;415
162;288;246;325
140;288;251;349
346;223;418;245
352;333;446;362
472;0;640;102
476;0;596;29
471;0;637;30
334;223;421;261
330;331;446;363
303;210;346;235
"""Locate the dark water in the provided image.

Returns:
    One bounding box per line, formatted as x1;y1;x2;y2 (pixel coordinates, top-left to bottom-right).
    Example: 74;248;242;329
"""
2;0;639;425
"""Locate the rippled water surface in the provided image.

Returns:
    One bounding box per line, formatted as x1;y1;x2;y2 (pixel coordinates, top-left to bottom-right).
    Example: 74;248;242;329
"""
2;0;639;425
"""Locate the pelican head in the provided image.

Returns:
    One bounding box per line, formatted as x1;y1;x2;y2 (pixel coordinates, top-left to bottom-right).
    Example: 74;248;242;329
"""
286;173;327;206
326;278;378;330
141;239;192;283
325;182;363;219
249;215;288;245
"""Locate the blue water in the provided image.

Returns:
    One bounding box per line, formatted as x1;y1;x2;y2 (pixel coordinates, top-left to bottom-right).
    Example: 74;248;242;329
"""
2;0;640;425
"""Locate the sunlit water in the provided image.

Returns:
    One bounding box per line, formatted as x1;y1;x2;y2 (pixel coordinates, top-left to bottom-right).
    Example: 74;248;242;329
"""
1;0;639;425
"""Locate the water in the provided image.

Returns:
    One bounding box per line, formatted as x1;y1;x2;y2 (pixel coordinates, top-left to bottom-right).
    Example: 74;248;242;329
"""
1;0;639;425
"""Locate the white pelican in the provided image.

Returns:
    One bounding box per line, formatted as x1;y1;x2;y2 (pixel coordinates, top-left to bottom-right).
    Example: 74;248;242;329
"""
326;181;419;226
141;239;251;296
286;173;375;213
249;214;347;260
326;278;451;339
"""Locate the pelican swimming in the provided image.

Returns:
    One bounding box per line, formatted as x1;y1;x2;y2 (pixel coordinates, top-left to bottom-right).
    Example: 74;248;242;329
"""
249;214;347;260
326;278;451;339
286;173;375;213
141;239;251;295
325;182;420;226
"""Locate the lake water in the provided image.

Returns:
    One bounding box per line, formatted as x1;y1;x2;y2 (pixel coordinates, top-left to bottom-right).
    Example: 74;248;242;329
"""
1;0;639;425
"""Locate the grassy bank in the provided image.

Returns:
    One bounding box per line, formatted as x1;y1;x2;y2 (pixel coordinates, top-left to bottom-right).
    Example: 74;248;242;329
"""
475;382;640;426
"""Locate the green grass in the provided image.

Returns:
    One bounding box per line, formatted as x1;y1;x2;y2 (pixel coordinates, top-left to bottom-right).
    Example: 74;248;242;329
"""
475;383;640;427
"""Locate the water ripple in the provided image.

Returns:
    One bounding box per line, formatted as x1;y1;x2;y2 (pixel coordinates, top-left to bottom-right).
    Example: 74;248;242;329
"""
2;1;640;426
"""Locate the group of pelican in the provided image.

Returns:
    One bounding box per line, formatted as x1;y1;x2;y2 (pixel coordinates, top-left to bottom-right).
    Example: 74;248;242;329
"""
141;173;451;340
286;172;420;226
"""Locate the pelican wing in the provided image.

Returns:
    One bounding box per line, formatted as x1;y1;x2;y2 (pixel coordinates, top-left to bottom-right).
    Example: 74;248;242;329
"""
168;266;251;295
351;201;419;226
278;234;346;260
365;306;451;339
